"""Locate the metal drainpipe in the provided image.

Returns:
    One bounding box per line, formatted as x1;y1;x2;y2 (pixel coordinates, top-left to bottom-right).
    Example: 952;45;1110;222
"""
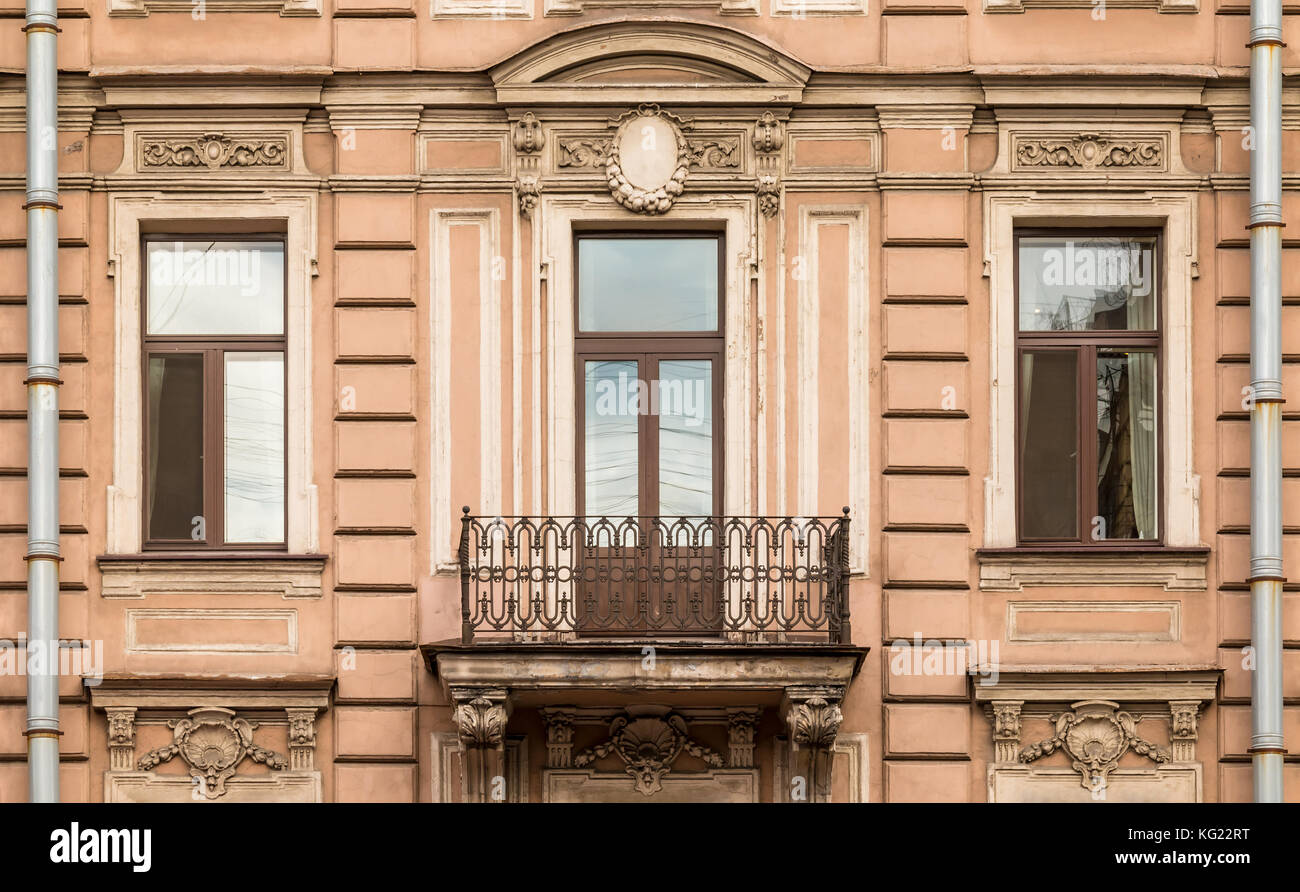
24;0;60;803
1248;0;1286;803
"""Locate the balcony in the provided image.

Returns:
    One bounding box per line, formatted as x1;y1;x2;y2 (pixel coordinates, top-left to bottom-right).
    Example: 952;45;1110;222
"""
457;510;852;644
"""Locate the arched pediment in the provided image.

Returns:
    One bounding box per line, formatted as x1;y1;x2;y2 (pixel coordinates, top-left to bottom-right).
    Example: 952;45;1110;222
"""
490;20;811;104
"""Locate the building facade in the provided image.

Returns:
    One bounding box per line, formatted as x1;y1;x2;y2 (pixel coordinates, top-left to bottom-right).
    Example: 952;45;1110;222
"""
0;0;1297;803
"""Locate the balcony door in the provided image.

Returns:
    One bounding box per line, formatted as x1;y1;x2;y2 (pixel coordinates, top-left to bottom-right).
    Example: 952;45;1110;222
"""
574;233;724;634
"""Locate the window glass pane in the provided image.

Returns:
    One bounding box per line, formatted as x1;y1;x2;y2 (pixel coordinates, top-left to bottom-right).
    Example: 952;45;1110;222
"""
1020;351;1078;538
578;238;718;332
147;354;204;541
1096;350;1158;540
147;240;284;336
1018;236;1155;331
224;352;285;543
584;360;639;517
658;360;713;519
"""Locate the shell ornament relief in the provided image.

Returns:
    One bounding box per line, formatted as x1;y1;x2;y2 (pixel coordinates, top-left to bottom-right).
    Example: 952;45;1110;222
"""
136;706;289;800
1017;700;1171;791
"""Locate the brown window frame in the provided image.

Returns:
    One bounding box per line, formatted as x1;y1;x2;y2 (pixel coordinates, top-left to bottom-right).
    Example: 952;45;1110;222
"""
140;234;289;551
1013;227;1164;548
573;231;726;519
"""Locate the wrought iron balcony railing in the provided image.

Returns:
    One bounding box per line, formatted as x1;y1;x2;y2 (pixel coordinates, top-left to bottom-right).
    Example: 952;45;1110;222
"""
458;510;851;644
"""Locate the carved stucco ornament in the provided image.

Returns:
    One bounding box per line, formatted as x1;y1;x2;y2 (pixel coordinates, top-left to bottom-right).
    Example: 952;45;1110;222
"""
139;132;288;170
1018;700;1171;791
1014;133;1163;170
573;706;723;796
605;105;693;215
513;113;545;219
753;111;785;218
136;707;289;799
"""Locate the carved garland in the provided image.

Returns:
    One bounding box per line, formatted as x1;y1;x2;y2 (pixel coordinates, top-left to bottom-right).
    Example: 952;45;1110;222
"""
136;707;289;800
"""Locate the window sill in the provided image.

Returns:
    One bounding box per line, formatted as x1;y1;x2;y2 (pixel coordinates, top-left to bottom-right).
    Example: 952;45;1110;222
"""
97;553;327;599
975;546;1208;592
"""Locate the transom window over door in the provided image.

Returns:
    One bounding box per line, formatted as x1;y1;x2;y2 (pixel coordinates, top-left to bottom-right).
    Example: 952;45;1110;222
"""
1015;231;1161;545
575;233;724;520
142;237;287;549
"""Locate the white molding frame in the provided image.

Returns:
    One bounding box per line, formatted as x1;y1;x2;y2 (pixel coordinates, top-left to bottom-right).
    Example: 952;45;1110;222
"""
545;0;757;13
982;192;1200;550
984;0;1195;11
429;209;503;572
99;557;326;599
431;732;529;802
988;764;1201;803
124;608;299;654
794;205;870;572
108;0;321;16
980;551;1208;592
771;732;869;802
106;193;319;555
771;0;868;14
432;0;533;16
537;194;756;519
106;771;323;802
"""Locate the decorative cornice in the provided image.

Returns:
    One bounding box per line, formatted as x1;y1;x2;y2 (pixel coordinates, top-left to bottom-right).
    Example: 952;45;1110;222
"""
985;0;1195;12
976;548;1207;591
326;105;423;131
876;104;976;131
970;669;1221;705
108;0;321;16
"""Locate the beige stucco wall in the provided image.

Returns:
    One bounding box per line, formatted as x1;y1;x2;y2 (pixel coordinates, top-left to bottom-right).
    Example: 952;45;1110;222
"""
0;1;1296;802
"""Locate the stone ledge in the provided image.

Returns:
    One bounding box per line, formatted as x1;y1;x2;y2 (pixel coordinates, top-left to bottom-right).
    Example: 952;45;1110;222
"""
97;554;327;600
976;547;1209;592
87;673;335;709
971;667;1221;705
424;642;867;698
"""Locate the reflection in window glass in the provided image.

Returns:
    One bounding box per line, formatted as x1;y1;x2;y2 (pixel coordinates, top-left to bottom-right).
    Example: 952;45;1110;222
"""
658;360;712;519
147;354;204;540
1018;237;1155;332
1096;351;1158;540
146;240;284;336
1019;351;1078;539
584;360;640;517
578;238;718;332
224;352;285;543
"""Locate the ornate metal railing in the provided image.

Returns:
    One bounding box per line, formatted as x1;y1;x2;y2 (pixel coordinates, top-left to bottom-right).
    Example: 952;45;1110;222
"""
458;509;851;644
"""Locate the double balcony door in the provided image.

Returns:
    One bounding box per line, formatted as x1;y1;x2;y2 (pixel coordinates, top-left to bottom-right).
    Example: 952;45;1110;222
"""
574;234;724;635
